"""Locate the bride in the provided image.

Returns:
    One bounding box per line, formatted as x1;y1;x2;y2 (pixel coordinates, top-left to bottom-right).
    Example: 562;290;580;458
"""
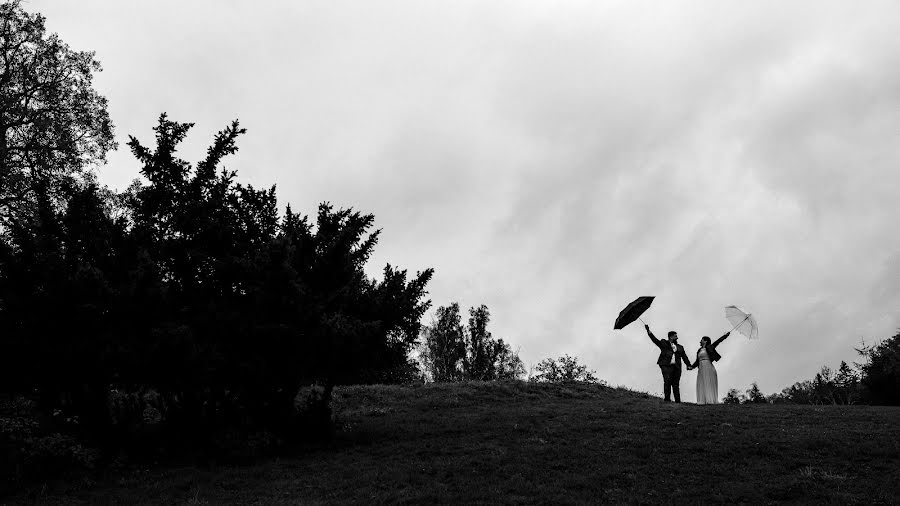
688;331;731;404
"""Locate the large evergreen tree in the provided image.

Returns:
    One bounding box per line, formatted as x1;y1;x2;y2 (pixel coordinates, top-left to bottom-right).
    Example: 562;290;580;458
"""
1;113;434;452
122;114;434;434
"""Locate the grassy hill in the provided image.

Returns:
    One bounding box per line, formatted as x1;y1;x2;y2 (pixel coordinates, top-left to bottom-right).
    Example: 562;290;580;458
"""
19;381;900;504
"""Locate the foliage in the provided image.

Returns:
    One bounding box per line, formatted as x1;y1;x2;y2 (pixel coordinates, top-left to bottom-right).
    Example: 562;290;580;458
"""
744;382;767;404
420;303;525;382
857;331;900;405
0;0;116;225
463;305;498;380
1;395;101;492
770;380;815;404
722;388;744;404
529;354;601;384
420;303;466;382
0;114;434;461
763;332;899;406
494;341;527;381
765;361;864;405
834;361;861;404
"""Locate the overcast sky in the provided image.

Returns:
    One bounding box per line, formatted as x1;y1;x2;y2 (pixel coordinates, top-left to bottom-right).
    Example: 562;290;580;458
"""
31;0;900;401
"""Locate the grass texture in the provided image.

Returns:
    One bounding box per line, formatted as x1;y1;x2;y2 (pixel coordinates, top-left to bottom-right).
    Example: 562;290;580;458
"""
17;381;900;504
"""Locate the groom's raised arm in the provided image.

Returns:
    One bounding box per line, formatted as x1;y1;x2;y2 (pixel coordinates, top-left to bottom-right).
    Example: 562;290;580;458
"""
712;331;731;347
645;324;661;346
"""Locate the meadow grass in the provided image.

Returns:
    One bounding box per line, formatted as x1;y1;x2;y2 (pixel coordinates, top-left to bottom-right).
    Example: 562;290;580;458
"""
15;381;900;504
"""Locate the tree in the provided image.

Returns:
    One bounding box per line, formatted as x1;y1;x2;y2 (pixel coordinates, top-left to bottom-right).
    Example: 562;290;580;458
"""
1;113;436;454
420;303;525;382
722;388;744;404
530;355;600;384
0;1;115;225
776;380;816;404
858;331;900;405
0;173;133;434
125;113;434;387
766;392;790;404
812;366;844;404
463;304;501;381
494;341;526;381
421;303;466;382
834;361;860;405
744;382;768;404
764;334;897;406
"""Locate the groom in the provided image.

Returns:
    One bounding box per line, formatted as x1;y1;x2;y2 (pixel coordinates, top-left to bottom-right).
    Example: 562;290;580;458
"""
645;324;692;403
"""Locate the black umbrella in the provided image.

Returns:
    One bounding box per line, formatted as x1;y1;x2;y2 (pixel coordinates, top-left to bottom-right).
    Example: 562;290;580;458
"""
613;296;655;329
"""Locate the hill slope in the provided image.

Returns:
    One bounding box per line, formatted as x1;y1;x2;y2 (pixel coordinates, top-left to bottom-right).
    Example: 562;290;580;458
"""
27;382;900;504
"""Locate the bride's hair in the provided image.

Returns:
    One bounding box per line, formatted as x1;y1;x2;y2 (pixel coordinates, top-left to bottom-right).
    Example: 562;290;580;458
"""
700;336;711;346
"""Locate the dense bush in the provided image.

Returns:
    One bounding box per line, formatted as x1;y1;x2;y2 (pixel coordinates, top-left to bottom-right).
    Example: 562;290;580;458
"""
0;396;101;494
529;355;603;384
722;389;742;404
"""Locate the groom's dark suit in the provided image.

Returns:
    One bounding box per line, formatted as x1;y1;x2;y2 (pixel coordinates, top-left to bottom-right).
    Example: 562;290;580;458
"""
646;326;692;402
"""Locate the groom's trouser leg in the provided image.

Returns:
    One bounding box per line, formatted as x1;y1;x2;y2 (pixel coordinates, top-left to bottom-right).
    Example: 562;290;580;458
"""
660;365;674;402
671;368;682;403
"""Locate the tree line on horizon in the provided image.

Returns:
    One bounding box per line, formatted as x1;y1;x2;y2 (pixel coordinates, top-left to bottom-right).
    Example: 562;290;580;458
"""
724;335;900;405
416;301;601;384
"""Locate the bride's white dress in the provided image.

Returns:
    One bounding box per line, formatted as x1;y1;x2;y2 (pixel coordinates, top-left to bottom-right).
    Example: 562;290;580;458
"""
696;347;719;404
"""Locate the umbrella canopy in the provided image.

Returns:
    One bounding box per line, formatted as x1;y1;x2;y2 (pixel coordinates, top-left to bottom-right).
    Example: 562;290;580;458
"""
725;305;758;339
614;296;655;329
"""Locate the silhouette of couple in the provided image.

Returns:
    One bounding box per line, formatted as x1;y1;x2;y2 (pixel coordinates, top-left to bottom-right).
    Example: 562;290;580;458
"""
644;324;730;404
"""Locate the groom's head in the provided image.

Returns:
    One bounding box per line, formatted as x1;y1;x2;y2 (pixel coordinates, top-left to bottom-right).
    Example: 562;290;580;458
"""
667;330;678;343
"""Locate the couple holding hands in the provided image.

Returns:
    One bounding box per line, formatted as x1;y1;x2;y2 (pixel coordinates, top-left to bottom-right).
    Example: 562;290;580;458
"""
644;324;730;404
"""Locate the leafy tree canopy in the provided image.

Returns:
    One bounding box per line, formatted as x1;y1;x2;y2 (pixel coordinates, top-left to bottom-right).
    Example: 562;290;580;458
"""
0;0;115;225
530;355;600;384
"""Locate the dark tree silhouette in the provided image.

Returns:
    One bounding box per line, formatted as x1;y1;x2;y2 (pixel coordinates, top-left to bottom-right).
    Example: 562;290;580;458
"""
0;0;115;225
530;355;600;384
0;172;137;444
122;114;434;437
834;361;860;405
858;331;900;405
740;361;864;405
420;303;524;382
421;303;467;382
744;382;767;404
722;388;743;404
493;341;526;381
0;114;434;458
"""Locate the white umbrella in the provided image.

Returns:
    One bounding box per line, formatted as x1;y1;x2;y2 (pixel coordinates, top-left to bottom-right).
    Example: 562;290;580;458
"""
725;305;758;339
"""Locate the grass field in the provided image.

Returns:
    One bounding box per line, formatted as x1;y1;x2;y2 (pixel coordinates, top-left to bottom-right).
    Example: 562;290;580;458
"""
15;381;900;504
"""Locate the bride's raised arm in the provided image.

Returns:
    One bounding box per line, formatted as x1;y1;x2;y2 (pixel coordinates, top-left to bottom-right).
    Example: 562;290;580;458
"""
712;331;731;347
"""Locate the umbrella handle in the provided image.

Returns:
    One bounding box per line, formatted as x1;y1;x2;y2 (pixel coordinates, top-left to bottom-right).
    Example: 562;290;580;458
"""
727;314;750;334
638;317;647;326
